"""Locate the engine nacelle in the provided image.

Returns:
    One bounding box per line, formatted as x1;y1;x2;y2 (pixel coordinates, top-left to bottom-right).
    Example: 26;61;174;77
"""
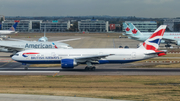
61;59;77;68
160;40;165;43
176;41;180;45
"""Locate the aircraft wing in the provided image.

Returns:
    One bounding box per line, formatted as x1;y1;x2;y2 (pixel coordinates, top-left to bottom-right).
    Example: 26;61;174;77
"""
56;38;81;42
7;38;28;42
75;54;114;63
162;38;175;42
0;45;24;52
162;38;176;44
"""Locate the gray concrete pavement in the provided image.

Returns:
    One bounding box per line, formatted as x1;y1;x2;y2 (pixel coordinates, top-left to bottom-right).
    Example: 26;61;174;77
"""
0;62;179;75
0;94;131;101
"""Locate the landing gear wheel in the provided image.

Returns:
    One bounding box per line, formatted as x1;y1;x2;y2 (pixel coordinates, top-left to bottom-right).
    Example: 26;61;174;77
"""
165;44;171;47
91;67;96;71
85;66;96;71
24;67;28;70
85;67;88;71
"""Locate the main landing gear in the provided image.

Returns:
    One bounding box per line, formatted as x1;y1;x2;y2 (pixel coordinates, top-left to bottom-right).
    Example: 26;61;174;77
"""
85;66;96;71
165;44;171;47
85;61;96;71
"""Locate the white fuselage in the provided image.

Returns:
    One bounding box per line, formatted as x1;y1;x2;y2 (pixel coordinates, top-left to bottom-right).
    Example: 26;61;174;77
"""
12;48;157;64
0;41;72;53
127;32;180;43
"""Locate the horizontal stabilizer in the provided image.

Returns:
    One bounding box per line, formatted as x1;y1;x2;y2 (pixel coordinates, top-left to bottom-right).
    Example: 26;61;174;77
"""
145;50;167;56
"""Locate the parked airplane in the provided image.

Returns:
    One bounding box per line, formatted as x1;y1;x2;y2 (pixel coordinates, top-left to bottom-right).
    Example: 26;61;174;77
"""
0;21;19;35
0;40;73;57
123;23;180;47
12;25;167;70
2;25;81;56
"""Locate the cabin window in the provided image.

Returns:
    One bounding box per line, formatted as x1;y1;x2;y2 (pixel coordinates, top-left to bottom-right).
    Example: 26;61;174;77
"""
69;54;81;56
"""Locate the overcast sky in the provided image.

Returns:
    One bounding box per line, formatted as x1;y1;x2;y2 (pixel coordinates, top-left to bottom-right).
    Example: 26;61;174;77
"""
0;0;179;18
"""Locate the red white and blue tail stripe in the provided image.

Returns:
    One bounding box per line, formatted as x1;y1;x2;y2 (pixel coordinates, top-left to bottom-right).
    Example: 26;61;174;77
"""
139;25;167;50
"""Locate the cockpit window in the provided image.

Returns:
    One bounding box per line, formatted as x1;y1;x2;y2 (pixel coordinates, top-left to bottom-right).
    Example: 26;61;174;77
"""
14;54;19;56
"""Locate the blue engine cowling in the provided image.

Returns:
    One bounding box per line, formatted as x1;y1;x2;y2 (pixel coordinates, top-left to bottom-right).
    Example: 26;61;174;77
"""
61;59;77;68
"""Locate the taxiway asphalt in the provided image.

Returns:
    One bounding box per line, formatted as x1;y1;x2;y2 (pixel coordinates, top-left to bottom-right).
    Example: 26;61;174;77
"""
0;62;179;75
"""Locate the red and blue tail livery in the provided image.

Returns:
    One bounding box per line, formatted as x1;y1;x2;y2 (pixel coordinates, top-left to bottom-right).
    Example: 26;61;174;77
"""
139;25;167;51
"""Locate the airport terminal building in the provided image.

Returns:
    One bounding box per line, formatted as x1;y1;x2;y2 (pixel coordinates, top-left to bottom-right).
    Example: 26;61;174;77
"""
41;20;70;32
164;19;180;32
78;19;109;32
1;20;70;32
123;21;157;32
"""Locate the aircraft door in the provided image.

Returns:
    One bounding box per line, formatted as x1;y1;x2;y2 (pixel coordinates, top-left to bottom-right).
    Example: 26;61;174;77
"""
132;52;136;58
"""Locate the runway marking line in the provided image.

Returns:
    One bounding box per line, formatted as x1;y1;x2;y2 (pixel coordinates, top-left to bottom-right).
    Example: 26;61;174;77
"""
53;73;58;77
0;60;13;67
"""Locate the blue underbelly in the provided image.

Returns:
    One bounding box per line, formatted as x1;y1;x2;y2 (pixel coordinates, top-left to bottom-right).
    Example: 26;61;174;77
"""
17;59;141;64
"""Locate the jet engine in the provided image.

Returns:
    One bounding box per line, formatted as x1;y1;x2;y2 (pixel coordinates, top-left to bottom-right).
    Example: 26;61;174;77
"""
61;59;77;68
176;41;180;46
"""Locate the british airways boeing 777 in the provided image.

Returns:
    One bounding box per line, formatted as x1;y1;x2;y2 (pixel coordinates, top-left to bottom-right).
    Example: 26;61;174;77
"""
12;25;167;70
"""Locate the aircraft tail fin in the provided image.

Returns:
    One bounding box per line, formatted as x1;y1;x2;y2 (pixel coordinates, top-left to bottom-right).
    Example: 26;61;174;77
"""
138;25;167;50
9;21;19;31
123;23;132;35
128;23;143;36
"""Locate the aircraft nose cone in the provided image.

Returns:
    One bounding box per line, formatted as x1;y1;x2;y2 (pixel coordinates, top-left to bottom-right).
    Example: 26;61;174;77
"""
11;55;17;61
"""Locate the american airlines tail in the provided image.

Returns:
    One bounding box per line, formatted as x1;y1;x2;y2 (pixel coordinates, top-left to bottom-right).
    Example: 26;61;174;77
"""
123;23;132;35
138;25;167;56
128;23;143;36
9;22;19;31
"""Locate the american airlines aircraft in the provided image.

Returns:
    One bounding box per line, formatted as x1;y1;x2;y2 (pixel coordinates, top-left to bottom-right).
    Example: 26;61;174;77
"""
0;41;72;57
123;23;180;47
0;21;19;35
12;25;167;70
3;26;81;56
